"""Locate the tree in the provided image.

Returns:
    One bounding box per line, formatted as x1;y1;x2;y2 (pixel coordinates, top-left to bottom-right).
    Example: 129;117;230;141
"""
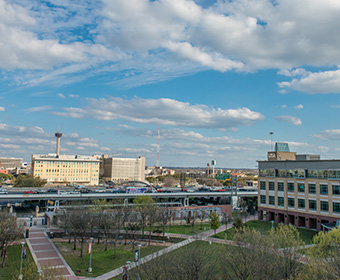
197;210;208;230
158;208;171;239
0;213;22;267
14;174;47;188
209;212;220;236
133;196;155;237
163;176;176;188
306;227;340;278
267;224;304;279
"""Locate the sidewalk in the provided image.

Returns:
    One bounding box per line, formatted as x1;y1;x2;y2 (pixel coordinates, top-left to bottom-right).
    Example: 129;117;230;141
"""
22;217;82;280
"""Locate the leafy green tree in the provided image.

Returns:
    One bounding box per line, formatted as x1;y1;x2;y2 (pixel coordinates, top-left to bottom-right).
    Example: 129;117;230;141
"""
307;227;340;278
0;213;22;267
209;212;220;236
14;174;47;188
268;224;304;279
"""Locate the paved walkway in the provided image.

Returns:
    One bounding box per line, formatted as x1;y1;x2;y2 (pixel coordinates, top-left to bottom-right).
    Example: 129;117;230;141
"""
22;217;83;280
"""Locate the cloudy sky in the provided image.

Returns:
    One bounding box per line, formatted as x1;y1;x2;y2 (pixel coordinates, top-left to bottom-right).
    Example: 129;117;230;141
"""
1;0;340;168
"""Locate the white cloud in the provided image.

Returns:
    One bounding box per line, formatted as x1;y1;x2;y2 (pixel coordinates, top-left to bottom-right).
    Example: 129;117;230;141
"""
278;70;340;94
58;93;66;99
24;105;52;113
275;115;302;126
69;94;79;98
281;105;287;108
0;106;5;111
295;104;304;109
54;97;264;129
1;0;340;89
312;129;340;140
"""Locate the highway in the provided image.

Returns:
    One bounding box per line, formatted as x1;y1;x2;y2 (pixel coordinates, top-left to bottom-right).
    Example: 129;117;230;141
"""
0;190;257;202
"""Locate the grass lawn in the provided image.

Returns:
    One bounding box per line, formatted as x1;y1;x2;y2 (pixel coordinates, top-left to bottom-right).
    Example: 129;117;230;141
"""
54;241;164;277
213;220;318;244
167;223;210;235
0;243;36;280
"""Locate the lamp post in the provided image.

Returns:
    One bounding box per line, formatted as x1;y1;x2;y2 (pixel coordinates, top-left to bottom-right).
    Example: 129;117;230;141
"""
88;237;93;273
138;244;142;280
18;242;25;280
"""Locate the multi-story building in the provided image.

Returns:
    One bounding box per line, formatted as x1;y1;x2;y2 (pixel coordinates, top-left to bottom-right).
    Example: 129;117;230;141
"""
32;154;100;185
102;156;145;182
0;157;23;170
258;143;340;231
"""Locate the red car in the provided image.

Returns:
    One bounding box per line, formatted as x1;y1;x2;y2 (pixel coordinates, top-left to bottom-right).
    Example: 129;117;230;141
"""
24;190;37;194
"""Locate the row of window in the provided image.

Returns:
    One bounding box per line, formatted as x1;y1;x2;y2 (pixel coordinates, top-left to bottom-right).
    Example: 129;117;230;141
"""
260;195;340;212
35;161;99;165
260;169;340;179
260;181;340;195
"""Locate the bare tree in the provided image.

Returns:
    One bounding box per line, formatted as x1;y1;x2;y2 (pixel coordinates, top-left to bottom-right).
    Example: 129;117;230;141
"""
157;207;171;239
0;213;22;267
197;210;208;230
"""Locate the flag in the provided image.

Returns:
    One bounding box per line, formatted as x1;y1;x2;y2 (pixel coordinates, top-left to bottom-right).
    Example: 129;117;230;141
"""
88;240;92;255
22;247;27;259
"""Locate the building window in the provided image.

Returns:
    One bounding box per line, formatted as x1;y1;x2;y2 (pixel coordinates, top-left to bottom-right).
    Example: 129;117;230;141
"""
298;183;305;193
260;181;266;190
333;202;340;213
307;169;318;178
309;200;317;210
269;196;275;205
320;201;329;212
288;198;295;208
288;183;294;192
277;170;286;177
318;170;328;179
308;184;316;194
269;182;275;191
298;199;305;209
332;185;340;195
278;197;284;207
320;184;328;195
259;169;275;177
278;182;284;192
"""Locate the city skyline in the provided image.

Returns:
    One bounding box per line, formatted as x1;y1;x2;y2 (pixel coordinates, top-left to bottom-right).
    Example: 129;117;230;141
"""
1;0;340;168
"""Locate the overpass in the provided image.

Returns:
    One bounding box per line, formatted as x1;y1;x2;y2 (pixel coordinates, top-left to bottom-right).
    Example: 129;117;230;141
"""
0;190;257;208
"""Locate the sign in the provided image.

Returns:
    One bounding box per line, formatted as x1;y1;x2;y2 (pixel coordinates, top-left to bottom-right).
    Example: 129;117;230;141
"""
134;249;139;262
88;240;92;255
215;173;230;180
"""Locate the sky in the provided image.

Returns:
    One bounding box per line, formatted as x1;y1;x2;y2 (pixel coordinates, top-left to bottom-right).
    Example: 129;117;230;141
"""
1;0;340;168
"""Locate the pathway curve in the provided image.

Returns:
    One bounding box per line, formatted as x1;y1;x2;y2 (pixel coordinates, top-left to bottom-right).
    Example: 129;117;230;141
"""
21;217;82;280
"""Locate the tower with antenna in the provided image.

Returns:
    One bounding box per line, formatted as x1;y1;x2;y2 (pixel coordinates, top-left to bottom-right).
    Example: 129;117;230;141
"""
55;128;63;156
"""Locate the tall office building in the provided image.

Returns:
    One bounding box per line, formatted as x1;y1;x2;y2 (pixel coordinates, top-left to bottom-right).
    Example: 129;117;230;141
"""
258;143;340;231
32;154;100;185
102;156;145;182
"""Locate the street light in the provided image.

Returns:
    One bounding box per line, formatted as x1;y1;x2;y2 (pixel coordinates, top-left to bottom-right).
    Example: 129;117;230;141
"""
18;242;25;280
138;244;142;280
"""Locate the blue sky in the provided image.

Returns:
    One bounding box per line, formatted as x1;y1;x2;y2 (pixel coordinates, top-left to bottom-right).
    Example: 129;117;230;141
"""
1;0;340;168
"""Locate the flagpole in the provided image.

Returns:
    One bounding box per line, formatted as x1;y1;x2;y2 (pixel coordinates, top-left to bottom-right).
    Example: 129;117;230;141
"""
88;237;93;273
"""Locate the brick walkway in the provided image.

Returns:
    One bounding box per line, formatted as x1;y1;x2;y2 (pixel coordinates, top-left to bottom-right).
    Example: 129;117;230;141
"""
24;218;83;280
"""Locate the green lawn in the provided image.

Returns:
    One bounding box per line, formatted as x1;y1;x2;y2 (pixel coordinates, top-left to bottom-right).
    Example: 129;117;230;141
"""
54;241;164;277
167;223;210;235
214;220;318;244
0;243;37;280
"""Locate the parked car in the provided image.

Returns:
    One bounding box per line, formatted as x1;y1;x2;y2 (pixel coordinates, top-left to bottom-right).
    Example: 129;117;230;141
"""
47;189;58;193
24;190;37;194
0;189;8;194
95;189;106;193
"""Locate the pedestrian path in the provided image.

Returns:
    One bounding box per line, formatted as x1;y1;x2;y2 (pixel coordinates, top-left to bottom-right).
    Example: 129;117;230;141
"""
22;217;82;280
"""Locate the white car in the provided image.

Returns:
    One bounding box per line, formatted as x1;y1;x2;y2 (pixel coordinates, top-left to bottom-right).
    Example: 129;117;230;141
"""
0;189;8;194
95;189;106;193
